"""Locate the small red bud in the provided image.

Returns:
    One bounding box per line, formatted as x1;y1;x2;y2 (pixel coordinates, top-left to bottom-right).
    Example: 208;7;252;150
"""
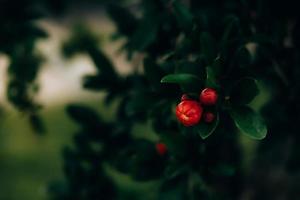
181;94;190;101
203;112;215;123
156;143;167;156
200;88;218;106
176;100;203;126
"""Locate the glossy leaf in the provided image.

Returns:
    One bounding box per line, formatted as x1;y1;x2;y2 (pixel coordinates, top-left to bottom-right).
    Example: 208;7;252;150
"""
196;113;219;139
161;74;201;85
161;73;202;92
205;66;219;89
230;106;267;140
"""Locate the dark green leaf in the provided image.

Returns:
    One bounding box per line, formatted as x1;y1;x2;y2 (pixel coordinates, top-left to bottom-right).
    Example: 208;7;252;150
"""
196;113;219;139
160;132;187;158
205;66;219;89
161;74;201;85
200;32;217;64
128;17;158;52
230;106;267;140
125;92;157;116
161;74;202;92
29;114;46;134
87;46;117;78
106;4;138;37
230;78;259;105
66;105;100;127
221;15;239;50
211;56;223;77
234;47;252;68
144;57;165;90
211;164;236;177
175;60;206;80
172;0;193;31
159;175;188;200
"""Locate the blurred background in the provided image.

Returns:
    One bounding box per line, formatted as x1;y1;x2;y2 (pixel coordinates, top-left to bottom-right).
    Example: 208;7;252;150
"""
0;1;122;199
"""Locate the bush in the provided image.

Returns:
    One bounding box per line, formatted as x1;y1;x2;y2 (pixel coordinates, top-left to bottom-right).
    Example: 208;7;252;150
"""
2;0;300;199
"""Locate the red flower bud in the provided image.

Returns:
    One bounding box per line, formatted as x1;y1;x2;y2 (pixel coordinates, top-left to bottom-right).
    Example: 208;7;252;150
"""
156;143;167;156
176;100;203;126
200;88;218;106
181;94;190;101
203;112;215;123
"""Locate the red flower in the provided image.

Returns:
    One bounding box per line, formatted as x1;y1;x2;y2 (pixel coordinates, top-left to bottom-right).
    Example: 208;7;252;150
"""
156;143;167;156
176;100;203;126
200;88;218;106
203;112;215;123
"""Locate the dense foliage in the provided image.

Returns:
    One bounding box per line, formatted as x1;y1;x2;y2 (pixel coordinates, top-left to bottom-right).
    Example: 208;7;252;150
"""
1;0;300;199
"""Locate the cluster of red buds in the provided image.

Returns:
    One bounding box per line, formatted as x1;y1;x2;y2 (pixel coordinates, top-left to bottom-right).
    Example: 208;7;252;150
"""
175;88;218;127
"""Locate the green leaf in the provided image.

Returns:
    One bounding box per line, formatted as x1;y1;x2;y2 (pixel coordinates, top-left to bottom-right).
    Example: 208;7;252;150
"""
128;17;158;52
161;74;202;92
161;74;201;84
175;59;206;81
230;106;267;140
196;113;219;139
205;66;219;89
230;78;259;105
172;0;193;31
200;32;217;64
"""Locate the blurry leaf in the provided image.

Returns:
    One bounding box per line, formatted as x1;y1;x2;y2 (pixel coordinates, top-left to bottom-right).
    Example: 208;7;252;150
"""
83;75;106;90
160;132;187;158
234;47;252;68
83;74;120;91
200;32;217;64
29;114;46;134
172;0;193;31
107;4;138;37
230;78;259;105
66;105;100;127
130;139;165;181
221;15;239;50
211;164;236;177
161;74;201;85
230;106;267;140
87;46;117;78
125;92;158;117
159;175;188;200
128;17;159;52
196;113;219;139
144;57;165;90
62;24;98;57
